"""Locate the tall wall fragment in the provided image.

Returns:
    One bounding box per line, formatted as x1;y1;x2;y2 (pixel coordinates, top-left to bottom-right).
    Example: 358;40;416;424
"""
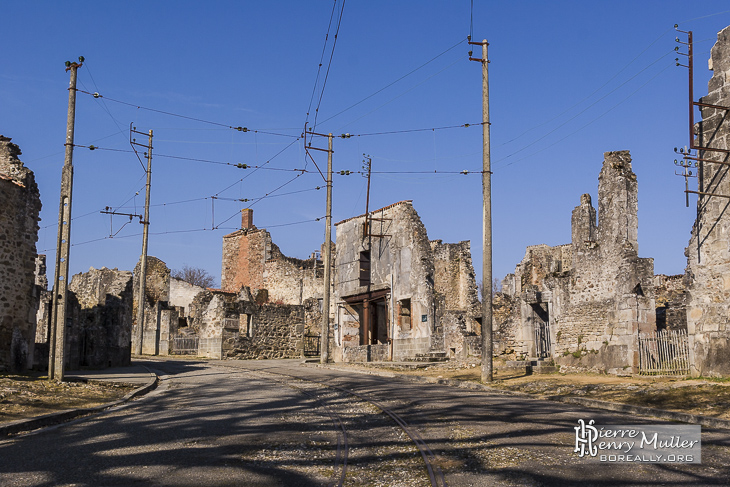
66;267;134;368
0;136;42;372
685;25;730;376
498;151;655;374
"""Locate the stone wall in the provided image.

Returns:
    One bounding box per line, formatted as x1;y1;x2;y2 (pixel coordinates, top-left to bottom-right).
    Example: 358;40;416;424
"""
169;277;205;315
65;267;133;368
685;25;730;376
188;286;306;360
132;256;171;355
430;240;480;333
226;304;305;360
334;201;436;361
654;274;687;331
498;151;656;374
220;209;327;308
332;201;479;362
0;136;42;372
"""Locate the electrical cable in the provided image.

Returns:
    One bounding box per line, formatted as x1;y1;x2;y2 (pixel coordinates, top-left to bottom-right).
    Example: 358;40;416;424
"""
75;89;297;138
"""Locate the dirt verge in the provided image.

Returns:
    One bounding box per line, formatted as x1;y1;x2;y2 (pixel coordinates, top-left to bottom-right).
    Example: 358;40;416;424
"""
0;372;136;424
331;360;730;421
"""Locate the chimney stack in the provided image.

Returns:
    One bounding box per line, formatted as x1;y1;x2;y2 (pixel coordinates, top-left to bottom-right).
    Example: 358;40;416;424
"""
241;208;254;230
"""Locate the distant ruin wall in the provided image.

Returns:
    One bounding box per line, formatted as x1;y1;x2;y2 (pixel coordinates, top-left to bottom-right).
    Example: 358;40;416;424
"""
0;136;42;372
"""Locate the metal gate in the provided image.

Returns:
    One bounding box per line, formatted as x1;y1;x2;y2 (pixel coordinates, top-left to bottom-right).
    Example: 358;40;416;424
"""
639;329;690;375
532;303;551;359
170;335;199;355
304;334;321;357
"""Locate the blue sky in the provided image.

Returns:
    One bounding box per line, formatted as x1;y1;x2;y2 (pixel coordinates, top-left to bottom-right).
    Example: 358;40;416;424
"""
3;1;730;287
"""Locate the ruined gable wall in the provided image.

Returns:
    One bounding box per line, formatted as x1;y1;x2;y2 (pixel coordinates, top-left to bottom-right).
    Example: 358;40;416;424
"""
333;202;437;361
686;25;730;376
0;136;41;372
220;228;269;293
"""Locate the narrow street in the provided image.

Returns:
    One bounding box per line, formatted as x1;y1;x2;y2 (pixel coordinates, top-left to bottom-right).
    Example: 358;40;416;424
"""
1;359;729;486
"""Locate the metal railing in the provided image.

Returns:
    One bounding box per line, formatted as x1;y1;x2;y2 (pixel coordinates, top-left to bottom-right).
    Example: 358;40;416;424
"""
170;335;199;355
304;334;321;357
639;329;690;375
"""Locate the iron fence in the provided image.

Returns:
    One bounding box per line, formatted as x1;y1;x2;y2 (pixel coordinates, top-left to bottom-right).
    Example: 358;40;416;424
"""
170;335;199;355
638;329;690;375
304;334;321;357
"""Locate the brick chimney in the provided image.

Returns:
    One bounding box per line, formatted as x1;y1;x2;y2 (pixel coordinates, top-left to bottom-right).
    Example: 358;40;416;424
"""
241;208;254;230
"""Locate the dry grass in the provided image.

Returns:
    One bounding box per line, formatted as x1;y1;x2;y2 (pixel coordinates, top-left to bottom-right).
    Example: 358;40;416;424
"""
0;372;135;424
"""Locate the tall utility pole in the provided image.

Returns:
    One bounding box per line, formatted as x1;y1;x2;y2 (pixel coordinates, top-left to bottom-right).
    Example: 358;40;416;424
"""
470;38;493;383
131;127;153;356
49;57;83;381
304;127;334;364
320;133;333;363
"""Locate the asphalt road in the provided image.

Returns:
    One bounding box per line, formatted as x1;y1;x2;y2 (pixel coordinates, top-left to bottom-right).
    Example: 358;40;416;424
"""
1;359;729;486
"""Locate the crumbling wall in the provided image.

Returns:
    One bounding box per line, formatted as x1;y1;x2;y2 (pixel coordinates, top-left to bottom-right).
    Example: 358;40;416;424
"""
500;151;655;374
263;255;324;305
188;287;306;360
221;209;270;293
220;209;327;308
226;304;305;360
431;240;480;330
685;25;730;376
66;267;133;368
654;274;687;331
132;256;171;355
334;201;437;362
169;277;205;315
0;136;42;372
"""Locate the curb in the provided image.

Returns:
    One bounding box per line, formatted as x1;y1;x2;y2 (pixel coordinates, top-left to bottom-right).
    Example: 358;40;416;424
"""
0;367;158;437
304;362;730;430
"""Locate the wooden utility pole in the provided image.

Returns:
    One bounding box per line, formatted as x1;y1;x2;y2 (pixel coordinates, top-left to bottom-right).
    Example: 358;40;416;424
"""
470;39;493;382
131;127;153;356
320;133;333;363
49;57;83;381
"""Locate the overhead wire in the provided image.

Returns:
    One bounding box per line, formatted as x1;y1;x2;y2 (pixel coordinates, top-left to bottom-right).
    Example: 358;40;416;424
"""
495;49;675;164
311;0;347;134
497;62;674;169
75;89;298;138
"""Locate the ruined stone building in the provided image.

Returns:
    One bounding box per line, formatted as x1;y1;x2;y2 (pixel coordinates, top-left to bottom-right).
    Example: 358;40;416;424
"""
0;136;42;372
332;200;480;362
221;208;326;308
65;267;134;368
189;286;311;360
684;25;730;376
497;152;656;374
130;254;314;360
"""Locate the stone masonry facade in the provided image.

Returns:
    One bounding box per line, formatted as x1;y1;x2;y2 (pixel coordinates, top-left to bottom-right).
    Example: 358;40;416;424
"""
0;136;42;372
333;201;480;362
221;208;326;305
65;267;134;369
685;25;730;376
498;151;656;374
